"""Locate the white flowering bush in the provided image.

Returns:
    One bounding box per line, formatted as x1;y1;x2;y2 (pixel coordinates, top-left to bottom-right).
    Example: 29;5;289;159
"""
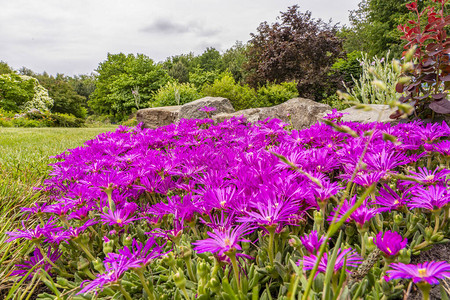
20;75;53;112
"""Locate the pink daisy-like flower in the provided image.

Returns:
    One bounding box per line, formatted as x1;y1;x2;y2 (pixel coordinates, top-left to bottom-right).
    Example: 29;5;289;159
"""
300;248;363;274
375;230;407;257
192;223;254;257
385;261;450;285
299;231;327;255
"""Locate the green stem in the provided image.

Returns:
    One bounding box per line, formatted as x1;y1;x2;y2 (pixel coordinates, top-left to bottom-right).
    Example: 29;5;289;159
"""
185;258;196;282
117;283;133;300
267;228;275;266
77;242;96;261
433;210;441;235
229;252;241;291
136;268;155;300
181;287;190;300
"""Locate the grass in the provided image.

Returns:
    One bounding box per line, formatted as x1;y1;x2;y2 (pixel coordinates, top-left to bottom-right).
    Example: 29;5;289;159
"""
0;127;116;296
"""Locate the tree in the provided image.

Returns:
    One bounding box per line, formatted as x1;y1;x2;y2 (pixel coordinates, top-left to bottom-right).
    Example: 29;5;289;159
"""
34;73;87;118
342;0;441;58
0;74;36;112
196;47;224;73
0;61;13;75
222;41;248;83
90;53;170;121
245;5;343;101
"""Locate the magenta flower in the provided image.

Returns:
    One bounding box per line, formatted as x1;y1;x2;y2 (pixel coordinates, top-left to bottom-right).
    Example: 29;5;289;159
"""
409;185;450;210
11;247;61;279
78;254;141;294
328;196;376;228
299;231;327;255
199;106;217;113
375;185;408;212
100;206;137;227
6;218;62;243
375;231;407;257
300;248;363;274
406;167;450;186
192;223;254;257
322;109;348;121
237;192;300;229
385;261;450;285
106;237;166;268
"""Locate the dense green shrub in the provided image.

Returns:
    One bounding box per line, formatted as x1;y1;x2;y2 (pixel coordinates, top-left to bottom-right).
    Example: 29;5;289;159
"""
202;73;257;110
153;81;201;107
0;110;85;128
256;81;299;107
332;51;364;88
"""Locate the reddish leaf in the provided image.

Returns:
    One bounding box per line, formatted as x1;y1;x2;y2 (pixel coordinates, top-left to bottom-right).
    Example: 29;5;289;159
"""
389;110;404;119
429;99;450;114
440;74;450;82
431;93;447;100
396;82;404;93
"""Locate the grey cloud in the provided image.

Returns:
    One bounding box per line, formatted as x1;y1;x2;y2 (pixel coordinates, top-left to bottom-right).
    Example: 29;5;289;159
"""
140;19;220;37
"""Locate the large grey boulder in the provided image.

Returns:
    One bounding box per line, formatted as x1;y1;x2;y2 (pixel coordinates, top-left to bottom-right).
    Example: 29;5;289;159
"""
214;98;331;130
136;106;181;129
213;108;262;124
339;104;397;123
177;97;235;120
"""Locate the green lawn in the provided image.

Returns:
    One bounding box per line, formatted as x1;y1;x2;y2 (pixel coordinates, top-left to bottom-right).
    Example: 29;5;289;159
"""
0;127;116;293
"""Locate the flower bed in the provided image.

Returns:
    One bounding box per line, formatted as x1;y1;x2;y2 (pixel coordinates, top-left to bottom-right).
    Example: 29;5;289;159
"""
6;115;450;299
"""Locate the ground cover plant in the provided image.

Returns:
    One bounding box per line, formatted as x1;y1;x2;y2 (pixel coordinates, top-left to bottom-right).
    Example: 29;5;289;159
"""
0;127;115;295
3;112;450;300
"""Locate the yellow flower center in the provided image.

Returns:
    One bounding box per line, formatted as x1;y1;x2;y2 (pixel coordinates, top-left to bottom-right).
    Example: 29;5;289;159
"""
418;268;427;277
224;238;231;246
425;175;434;181
117;219;123;224
220;200;226;207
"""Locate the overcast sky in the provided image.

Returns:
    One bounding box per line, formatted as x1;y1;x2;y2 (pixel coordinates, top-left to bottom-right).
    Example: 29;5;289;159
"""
0;0;360;76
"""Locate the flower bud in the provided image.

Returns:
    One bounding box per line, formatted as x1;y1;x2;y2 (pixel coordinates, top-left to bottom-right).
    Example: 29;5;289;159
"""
288;236;302;248
345;225;355;237
77;257;90;271
103;238;114;255
173;270;186;289
398;249;411;264
424;227;433;241
431;233;444;242
314;210;323;224
208;277;221;293
197;261;208;279
122;234;133;247
162;252;176;269
366;236;376;252
93;258;105;273
180;246;192;259
394;214;403;225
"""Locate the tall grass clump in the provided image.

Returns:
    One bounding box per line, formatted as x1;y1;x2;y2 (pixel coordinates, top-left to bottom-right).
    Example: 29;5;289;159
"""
344;52;401;105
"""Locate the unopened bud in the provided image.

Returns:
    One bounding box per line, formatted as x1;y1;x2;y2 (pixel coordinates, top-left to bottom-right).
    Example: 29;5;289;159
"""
173;270;186;289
